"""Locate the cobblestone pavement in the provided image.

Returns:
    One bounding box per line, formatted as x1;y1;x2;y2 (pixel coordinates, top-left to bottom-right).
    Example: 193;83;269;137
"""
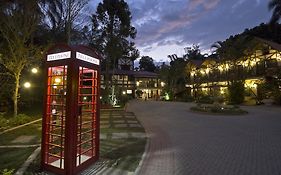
127;100;281;175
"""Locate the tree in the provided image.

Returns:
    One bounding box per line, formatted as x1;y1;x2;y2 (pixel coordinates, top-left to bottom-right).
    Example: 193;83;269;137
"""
210;41;223;59
91;0;139;104
228;81;245;104
0;1;43;116
40;0;89;44
159;55;188;100
268;0;281;24
183;44;205;60
139;56;156;72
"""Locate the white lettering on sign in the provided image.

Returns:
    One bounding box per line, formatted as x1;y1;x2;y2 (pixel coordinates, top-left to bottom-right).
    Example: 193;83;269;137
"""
76;52;100;65
126;90;132;94
47;51;71;61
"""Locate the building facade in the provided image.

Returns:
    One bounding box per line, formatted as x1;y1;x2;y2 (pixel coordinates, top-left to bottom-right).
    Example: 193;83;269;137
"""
101;69;163;103
186;39;281;104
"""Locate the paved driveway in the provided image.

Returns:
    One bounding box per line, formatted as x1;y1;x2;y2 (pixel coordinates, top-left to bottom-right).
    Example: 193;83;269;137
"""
127;100;281;175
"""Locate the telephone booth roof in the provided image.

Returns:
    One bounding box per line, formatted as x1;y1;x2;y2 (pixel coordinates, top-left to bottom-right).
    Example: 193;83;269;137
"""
45;44;102;68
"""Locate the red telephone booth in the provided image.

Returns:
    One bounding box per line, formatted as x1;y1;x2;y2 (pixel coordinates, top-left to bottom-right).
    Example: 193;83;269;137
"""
41;44;101;175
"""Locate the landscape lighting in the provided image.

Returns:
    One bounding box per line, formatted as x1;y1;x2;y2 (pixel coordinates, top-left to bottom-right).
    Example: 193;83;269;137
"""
24;82;31;88
31;68;38;74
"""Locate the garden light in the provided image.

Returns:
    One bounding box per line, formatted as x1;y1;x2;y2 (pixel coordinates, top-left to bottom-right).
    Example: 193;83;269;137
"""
31;68;38;74
165;92;170;100
24;82;31;88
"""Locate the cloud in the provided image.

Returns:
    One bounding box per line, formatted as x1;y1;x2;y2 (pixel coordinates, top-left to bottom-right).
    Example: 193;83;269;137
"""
189;0;220;11
90;0;271;61
133;0;222;49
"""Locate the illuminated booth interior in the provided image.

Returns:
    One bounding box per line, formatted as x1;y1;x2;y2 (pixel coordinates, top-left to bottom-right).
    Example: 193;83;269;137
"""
41;44;101;175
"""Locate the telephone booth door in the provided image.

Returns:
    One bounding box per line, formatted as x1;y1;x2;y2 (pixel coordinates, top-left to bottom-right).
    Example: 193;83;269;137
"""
41;45;101;175
76;67;99;166
44;65;67;169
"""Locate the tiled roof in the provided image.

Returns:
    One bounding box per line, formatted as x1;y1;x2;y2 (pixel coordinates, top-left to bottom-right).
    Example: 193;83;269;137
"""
102;69;158;78
134;71;158;78
255;37;281;52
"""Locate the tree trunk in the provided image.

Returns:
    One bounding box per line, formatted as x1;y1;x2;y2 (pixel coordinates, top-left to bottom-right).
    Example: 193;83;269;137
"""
13;74;20;117
104;55;110;104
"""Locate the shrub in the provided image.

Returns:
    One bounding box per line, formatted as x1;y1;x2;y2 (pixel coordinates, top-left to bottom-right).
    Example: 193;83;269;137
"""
191;104;247;115
228;81;245;104
135;90;143;98
0;115;9;130
197;95;214;104
2;169;15;175
119;95;132;106
0;114;32;130
10;114;32;126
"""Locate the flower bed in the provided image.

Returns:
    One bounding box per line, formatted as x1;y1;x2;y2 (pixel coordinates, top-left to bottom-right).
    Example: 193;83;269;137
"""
190;104;248;115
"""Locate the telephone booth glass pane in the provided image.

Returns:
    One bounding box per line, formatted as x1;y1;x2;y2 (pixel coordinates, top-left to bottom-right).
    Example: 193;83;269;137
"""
45;66;67;169
76;67;98;166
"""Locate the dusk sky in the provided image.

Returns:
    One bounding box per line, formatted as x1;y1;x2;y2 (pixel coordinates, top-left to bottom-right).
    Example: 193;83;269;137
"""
90;0;272;62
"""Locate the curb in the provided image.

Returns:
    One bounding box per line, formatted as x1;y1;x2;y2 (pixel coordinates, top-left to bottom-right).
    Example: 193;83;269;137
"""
15;146;41;175
134;136;150;175
0;118;42;135
0;144;40;148
101;108;125;111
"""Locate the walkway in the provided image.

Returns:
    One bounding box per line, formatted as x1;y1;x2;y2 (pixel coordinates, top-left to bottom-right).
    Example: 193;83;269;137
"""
127;100;281;175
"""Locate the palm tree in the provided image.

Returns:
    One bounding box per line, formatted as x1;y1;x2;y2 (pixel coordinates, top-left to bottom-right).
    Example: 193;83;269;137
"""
268;0;281;24
210;41;223;59
211;41;223;51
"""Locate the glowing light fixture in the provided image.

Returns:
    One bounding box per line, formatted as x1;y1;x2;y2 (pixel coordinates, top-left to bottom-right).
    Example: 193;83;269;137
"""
55;78;61;83
206;68;210;74
165;93;170;101
202;88;208;91
122;91;126;95
31;68;38;74
136;81;140;86
277;54;281;61
161;82;165;87
225;64;229;70
24;82;31;88
250;60;256;67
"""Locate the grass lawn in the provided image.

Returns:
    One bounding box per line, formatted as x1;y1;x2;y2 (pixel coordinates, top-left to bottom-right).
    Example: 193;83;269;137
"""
0;122;41;145
0;147;36;173
0;105;42;132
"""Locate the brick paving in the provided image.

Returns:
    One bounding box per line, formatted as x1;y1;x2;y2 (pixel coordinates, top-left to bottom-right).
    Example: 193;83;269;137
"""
127;100;281;175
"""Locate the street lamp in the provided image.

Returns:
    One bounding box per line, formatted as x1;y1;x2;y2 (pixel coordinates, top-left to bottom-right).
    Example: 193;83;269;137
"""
24;82;31;88
31;68;38;74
